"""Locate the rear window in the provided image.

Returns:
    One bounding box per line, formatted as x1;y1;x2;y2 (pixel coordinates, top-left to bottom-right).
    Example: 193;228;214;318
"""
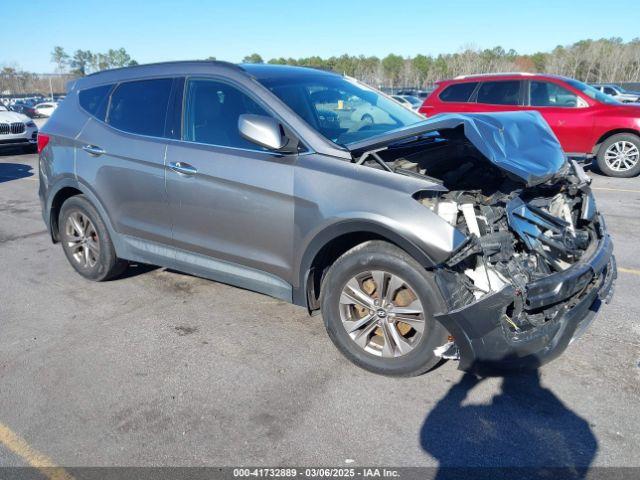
439;82;478;102
79;84;113;120
107;78;173;137
476;81;521;105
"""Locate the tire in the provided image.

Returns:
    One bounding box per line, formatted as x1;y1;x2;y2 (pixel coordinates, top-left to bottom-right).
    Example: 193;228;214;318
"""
320;240;449;377
596;133;640;177
59;195;127;281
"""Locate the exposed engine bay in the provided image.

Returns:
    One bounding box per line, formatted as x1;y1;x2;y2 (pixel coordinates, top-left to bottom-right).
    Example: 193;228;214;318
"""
355;124;605;339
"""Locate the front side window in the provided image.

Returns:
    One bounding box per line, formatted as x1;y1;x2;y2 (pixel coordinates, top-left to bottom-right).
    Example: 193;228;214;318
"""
256;74;422;146
530;81;578;107
183;79;269;149
79;84;113;120
439;82;478;103
603;87;617;96
564;78;619;105
107;78;173;137
476;81;521;105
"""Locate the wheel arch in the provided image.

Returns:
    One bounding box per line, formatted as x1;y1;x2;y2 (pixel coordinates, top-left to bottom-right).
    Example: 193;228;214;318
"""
592;128;640;155
46;179;117;246
293;220;437;313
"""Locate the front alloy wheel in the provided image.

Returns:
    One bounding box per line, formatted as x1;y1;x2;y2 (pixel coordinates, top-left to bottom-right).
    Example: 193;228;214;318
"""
321;240;449;377
339;271;426;358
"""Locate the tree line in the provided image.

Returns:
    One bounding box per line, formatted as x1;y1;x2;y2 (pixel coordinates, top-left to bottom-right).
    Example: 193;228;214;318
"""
239;37;640;88
3;38;640;97
51;46;138;76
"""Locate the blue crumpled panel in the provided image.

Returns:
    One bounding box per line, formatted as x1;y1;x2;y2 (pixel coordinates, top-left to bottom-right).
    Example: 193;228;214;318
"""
347;110;567;186
455;111;566;186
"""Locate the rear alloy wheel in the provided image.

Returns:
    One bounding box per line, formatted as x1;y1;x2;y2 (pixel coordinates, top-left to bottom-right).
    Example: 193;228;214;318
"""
64;212;100;269
321;241;449;376
596;134;640;177
59;195;127;281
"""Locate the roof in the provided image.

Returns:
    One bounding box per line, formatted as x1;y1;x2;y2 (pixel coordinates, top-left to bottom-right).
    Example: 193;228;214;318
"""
72;61;339;90
240;63;339;80
445;72;571;83
85;60;242;78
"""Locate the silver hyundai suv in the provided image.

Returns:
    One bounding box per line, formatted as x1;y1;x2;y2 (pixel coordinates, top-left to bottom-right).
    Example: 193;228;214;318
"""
39;62;616;376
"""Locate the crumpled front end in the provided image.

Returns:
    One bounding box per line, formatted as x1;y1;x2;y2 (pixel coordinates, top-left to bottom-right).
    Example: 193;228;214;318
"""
426;161;617;370
352;112;617;370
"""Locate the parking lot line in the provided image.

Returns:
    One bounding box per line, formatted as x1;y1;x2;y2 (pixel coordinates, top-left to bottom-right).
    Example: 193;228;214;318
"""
618;267;640;276
0;422;74;480
592;187;640;194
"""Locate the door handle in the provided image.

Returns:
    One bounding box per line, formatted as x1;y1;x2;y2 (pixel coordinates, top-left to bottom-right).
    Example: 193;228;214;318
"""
82;144;105;156
168;161;198;176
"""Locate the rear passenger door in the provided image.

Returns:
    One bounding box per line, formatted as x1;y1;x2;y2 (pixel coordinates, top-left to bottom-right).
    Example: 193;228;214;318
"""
425;82;479;115
164;77;295;294
472;80;525;112
75;78;176;246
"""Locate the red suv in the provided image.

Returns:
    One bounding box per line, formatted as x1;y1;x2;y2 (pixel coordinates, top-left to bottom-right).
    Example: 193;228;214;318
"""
420;73;640;177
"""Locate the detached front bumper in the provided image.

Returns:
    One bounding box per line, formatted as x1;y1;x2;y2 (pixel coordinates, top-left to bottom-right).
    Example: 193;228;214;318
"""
434;232;616;371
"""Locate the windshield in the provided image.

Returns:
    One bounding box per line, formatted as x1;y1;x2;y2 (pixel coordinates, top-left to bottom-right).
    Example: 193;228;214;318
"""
403;95;422;106
257;74;423;146
565;79;620;105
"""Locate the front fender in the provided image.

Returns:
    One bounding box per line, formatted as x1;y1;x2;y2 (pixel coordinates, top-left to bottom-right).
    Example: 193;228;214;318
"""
292;216;464;308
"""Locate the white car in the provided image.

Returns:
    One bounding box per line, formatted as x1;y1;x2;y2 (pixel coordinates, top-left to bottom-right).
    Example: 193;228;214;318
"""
0;105;39;152
392;95;423;111
591;84;640;103
34;102;58;117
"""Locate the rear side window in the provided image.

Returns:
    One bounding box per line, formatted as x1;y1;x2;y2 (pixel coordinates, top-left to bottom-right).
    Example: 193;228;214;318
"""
476;81;521;105
439;82;478;102
107;78;173;137
79;84;113;120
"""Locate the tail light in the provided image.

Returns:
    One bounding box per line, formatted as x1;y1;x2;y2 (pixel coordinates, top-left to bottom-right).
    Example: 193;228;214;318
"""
37;133;50;153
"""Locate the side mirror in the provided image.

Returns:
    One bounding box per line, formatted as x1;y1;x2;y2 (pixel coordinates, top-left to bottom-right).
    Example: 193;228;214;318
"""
238;114;293;152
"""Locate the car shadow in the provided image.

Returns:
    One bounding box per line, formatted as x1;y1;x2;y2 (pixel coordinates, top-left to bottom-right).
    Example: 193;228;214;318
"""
0;162;34;183
420;368;597;480
117;262;159;280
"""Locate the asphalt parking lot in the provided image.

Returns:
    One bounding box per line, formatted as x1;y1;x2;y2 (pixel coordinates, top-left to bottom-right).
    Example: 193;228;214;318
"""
1;135;639;472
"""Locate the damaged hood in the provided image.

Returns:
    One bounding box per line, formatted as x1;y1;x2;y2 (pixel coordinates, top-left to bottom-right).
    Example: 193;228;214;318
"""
347;111;567;186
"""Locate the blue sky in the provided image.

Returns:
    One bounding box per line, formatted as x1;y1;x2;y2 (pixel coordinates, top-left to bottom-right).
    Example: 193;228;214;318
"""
3;0;639;72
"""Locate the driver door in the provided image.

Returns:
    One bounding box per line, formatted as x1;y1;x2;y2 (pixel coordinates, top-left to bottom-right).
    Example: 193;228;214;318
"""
164;78;296;296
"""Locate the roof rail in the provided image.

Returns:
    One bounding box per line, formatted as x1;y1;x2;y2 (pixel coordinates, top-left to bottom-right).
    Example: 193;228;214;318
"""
85;60;241;78
453;72;536;80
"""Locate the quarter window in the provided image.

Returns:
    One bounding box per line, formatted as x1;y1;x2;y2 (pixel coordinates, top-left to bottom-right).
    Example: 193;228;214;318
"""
183;79;269;149
530;81;578;107
476;81;521;105
107;78;173;137
79;84;113;120
439;82;478;102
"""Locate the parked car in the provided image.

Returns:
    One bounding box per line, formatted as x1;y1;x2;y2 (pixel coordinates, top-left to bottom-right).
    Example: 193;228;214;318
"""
420;73;640;177
396;89;434;98
34;102;58;117
39;62;615;376
11;101;38;118
0;104;38;152
591;84;640;103
392;95;423;111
